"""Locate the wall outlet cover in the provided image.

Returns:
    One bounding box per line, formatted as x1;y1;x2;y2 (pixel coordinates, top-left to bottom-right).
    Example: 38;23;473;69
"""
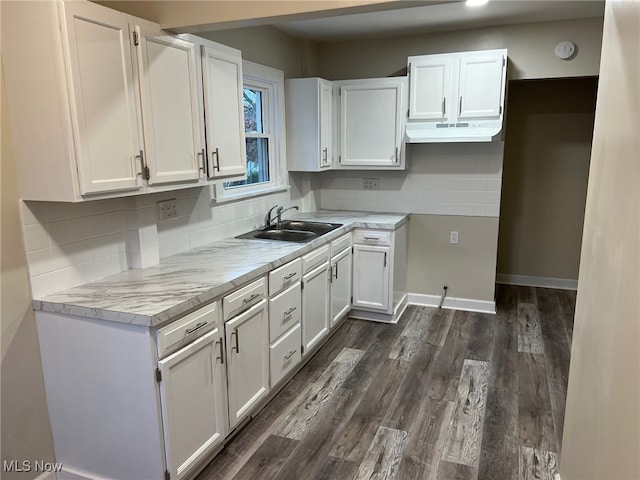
158;199;177;221
450;231;459;244
363;178;380;190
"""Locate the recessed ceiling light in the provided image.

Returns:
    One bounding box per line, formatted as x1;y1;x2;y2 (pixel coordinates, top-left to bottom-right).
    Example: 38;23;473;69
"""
466;0;490;6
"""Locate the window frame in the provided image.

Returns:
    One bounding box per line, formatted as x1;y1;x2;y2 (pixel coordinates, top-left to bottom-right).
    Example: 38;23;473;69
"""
213;61;288;203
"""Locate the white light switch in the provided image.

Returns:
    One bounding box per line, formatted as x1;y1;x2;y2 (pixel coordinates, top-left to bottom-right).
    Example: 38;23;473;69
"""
450;231;459;244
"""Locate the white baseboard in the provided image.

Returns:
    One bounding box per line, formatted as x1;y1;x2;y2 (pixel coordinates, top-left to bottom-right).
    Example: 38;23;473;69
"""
34;472;57;480
55;466;111;480
407;293;496;314
496;274;578;291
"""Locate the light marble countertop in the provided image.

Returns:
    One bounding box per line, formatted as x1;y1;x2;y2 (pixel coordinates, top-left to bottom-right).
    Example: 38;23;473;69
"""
33;210;408;327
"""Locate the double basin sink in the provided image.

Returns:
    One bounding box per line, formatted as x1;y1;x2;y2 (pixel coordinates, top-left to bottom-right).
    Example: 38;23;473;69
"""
236;220;343;243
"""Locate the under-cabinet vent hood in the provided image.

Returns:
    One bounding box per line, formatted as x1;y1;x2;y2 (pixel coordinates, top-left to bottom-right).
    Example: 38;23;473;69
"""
405;121;503;143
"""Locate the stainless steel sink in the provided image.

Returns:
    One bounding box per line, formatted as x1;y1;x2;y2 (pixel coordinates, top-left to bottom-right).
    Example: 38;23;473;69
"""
276;220;342;236
236;220;343;243
252;229;317;242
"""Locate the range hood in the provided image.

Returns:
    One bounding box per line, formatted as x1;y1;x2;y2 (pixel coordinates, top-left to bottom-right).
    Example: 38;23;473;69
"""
405;121;503;143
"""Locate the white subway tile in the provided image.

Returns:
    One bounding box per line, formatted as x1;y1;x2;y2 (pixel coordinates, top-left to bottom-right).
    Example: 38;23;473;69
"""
24;223;49;251
27;248;52;277
486;204;501;217
30;273;55;298
20;201;46;225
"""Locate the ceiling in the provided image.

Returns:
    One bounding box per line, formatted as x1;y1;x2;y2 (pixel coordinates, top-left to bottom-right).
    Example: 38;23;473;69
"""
274;0;605;41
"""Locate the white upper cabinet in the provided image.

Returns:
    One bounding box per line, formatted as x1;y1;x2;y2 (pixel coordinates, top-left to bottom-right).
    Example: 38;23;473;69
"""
63;1;144;195
336;77;407;169
458;53;505;120
408;57;451;121
3;0;148;200
201;43;247;179
407;49;507;142
286;78;334;172
136;27;204;185
3;1;249;201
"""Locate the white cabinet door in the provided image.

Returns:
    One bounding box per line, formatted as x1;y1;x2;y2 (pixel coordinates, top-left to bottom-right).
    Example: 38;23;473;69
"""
137;29;203;185
157;327;228;480
62;1;143;195
302;262;330;355
202;45;247;179
319;81;333;169
457;53;505;120
225;300;269;428
339;79;405;167
330;247;352;326
409;56;451;121
352;245;390;312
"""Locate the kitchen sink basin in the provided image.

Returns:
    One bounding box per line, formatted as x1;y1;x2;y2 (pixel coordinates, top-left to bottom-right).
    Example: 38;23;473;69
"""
252;229;317;242
276;220;342;236
236;220;343;243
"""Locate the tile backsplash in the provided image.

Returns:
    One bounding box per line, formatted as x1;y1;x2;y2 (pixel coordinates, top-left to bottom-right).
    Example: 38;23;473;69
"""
20;142;501;299
20;198;131;298
319;142;504;217
20;173;316;298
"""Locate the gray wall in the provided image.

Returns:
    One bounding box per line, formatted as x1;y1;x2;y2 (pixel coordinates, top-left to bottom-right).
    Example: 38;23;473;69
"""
561;1;640;478
317;17;603;80
498;77;597;282
1;67;56;479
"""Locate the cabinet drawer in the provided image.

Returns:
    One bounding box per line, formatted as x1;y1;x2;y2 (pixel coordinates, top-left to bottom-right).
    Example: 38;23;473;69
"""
270;323;302;387
354;229;391;246
302;244;330;274
331;233;351;256
223;277;267;321
156;301;219;358
269;282;301;342
269;258;302;296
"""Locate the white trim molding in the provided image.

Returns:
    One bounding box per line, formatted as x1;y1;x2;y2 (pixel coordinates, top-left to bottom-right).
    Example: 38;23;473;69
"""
54;466;112;480
33;472;57;480
407;293;496;314
496;274;578;291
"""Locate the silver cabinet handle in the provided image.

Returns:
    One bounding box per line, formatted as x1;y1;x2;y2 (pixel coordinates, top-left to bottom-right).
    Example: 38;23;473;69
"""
322;148;328;164
333;263;338;280
283;272;297;280
384;251;387;267
243;293;260;304
197;148;206;173
216;339;224;364
459;96;463;115
185;321;208;335
284;350;296;360
442;97;446;116
284;307;297;317
212;147;220;173
395;147;399;163
363;236;380;241
135;149;149;180
231;330;239;354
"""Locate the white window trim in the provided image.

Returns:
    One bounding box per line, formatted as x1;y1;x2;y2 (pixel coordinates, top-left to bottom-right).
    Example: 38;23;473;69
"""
213;60;288;203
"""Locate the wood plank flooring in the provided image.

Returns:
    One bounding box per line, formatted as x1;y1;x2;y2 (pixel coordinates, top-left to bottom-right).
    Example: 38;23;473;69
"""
196;285;574;480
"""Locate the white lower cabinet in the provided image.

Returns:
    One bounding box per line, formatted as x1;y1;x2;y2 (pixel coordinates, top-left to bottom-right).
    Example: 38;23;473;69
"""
157;326;228;480
353;244;391;311
330;247;352;326
270;323;302;386
225;299;270;428
302;262;330;355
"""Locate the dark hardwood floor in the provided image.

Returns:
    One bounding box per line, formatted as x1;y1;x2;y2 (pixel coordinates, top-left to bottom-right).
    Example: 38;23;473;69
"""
196;285;574;480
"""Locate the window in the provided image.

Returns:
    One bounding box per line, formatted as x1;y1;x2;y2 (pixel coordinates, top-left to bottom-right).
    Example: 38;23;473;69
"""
215;61;288;201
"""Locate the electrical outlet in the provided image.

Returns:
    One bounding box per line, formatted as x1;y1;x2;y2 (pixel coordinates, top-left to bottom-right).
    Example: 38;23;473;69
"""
450;231;459;244
158;199;177;221
363;178;380;190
